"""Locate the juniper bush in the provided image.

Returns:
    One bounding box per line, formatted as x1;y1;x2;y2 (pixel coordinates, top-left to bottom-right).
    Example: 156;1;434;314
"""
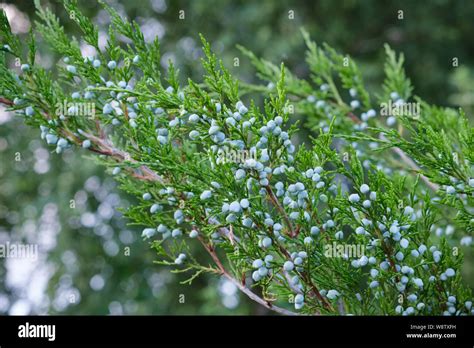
0;0;473;315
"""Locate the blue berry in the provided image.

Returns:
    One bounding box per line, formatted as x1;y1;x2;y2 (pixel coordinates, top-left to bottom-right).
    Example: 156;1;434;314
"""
445;268;455;277
103;103;113;114
359;256;368;266
258;267;268;277
174;209;184;222
289;211;299;220
229;201;242;214
326;290;340;300
82;140;91;148
57;138;68;148
298;251;307;258
316;100;325;108
45;134;58;145
283;261;294;271
387;116;396;126
350;100;360;109
264;255;274;264
400;238;409;249
390;92;399;100
142;228;156;239
446;186;455;194
348;193;360;203
172;228;182;238
433;250;442;263
66;65;77;74
157;224;168;233
157;135;167;145
238;105;248;114
150;204;161;213
242;217;253;227
370;269;379;278
188;114;200;123
188;130;199;140
225;214;237;223
240;199;250;209
252;259;264;268
208;125;220;135
25;106;34;116
252;270;262;282
200;190;212;200
369;280;379;288
262;237;272;248
174;257;184;265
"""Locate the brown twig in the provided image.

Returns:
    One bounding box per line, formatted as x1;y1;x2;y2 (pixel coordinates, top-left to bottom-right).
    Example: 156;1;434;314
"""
0;96;163;183
196;235;299;316
265;185;296;237
79;130;164;182
299;271;334;311
0;97;14;106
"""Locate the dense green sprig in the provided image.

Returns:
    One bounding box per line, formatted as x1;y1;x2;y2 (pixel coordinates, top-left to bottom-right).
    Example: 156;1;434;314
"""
0;1;472;316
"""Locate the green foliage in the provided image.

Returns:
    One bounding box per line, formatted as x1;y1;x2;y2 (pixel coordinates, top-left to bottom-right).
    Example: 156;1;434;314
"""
0;1;473;316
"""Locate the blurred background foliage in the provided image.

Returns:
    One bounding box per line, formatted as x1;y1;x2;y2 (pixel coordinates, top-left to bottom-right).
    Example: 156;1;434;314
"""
0;0;473;314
